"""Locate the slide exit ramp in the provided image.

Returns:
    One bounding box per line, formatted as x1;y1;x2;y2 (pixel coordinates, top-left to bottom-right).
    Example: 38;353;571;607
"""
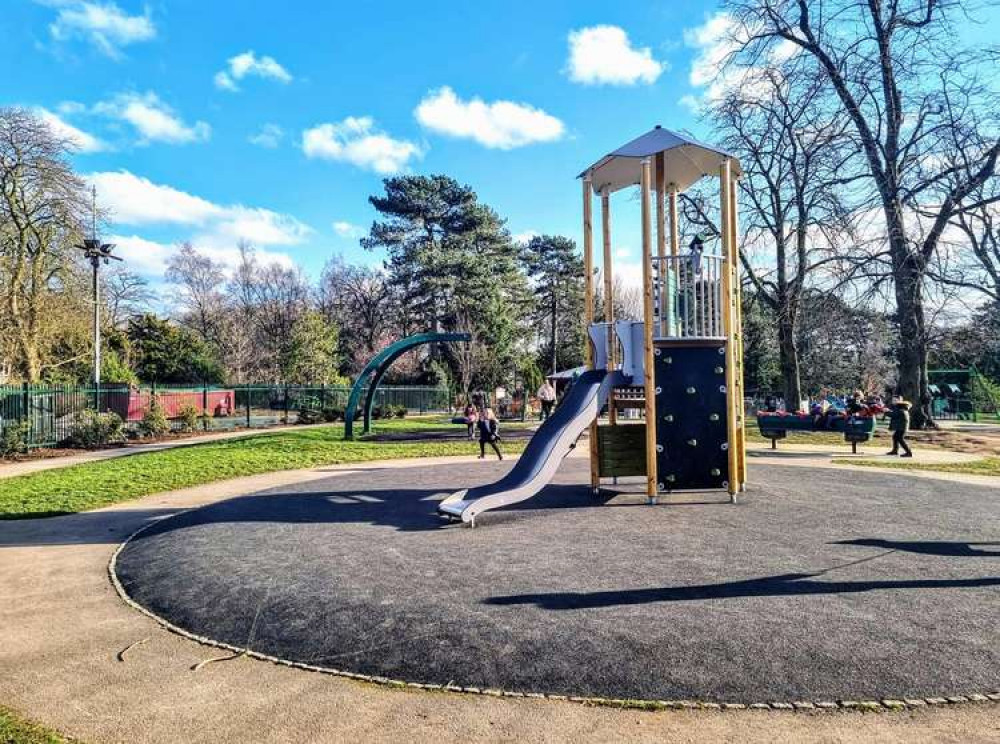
438;368;625;526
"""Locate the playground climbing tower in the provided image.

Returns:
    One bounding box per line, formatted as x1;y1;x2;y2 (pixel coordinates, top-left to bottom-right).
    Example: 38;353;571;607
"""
580;126;747;502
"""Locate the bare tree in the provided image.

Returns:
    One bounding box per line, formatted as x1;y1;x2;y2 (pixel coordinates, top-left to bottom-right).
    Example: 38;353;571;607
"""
727;0;1000;426
711;62;856;406
102;266;155;328
318;257;395;372
0;107;90;381
165;242;225;344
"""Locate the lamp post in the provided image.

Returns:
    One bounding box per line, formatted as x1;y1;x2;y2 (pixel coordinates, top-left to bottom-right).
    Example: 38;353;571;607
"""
75;238;120;388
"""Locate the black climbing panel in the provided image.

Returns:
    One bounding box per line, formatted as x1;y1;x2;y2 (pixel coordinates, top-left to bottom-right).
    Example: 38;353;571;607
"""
654;342;730;491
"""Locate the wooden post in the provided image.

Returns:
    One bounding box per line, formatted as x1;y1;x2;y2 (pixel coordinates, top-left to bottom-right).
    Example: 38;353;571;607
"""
719;160;738;502
729;172;747;491
601;188;616;426
640;159;657;502
583;176;599;493
655;153;666;337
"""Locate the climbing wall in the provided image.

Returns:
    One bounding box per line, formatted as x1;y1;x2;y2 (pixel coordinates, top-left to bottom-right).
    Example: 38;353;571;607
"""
654;342;731;491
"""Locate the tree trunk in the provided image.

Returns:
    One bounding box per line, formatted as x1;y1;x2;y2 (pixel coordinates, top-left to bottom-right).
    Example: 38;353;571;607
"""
777;313;802;410
893;252;932;428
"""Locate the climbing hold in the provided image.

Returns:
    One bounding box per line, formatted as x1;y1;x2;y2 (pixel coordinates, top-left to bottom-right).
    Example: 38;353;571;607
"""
666;474;676;482
719;385;727;393
709;413;719;421
663;414;674;422
687;439;698;447
664;356;673;364
715;366;724;374
686;386;696;394
656;444;664;453
710;468;721;476
721;442;729;451
717;347;725;355
655;386;662;395
654;348;661;356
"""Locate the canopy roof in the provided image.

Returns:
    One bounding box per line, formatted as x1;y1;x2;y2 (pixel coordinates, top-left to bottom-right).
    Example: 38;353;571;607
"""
580;125;741;194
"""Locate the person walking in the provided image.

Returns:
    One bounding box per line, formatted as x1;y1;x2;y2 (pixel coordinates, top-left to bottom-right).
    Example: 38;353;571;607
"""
477;406;503;460
463;401;478;440
886;396;913;457
537;379;556;421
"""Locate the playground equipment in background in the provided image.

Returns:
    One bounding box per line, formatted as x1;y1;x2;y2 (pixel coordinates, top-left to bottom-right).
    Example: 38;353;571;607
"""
344;332;470;440
928;367;999;421
756;409;883;453
440;126;747;525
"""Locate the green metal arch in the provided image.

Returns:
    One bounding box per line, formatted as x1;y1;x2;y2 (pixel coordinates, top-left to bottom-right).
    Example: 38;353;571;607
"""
344;332;471;440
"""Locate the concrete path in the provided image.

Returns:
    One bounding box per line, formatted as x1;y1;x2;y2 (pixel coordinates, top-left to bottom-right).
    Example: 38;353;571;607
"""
2;455;999;743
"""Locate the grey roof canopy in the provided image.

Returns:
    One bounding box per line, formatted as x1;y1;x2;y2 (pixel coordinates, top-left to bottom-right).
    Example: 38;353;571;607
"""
580;125;742;194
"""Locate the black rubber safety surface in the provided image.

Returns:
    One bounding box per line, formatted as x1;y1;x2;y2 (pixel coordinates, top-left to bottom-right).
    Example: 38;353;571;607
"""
113;460;1000;702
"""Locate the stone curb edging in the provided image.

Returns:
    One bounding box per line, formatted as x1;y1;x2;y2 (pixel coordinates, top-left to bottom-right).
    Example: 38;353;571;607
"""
108;513;1000;715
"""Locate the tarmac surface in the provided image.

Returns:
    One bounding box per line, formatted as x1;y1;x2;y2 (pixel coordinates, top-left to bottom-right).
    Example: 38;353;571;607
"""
113;458;1000;704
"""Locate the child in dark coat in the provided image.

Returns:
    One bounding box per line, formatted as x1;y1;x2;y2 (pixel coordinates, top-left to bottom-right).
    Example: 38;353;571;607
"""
477;407;503;461
886;397;913;457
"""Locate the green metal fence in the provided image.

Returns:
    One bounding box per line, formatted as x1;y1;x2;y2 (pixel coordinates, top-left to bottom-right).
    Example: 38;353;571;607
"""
0;383;451;449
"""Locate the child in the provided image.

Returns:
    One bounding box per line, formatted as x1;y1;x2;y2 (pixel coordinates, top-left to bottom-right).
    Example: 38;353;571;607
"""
463;402;478;440
886;397;913;457
477;406;503;461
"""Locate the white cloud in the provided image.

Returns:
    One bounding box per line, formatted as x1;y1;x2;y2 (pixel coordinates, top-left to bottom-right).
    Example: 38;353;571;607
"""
95;91;210;144
248;123;283;148
566;26;664;86
209;207;311;247
302;117;422;174
332;221;365;238
48;1;155;59
614;247;631;259
414;87;565;150
109;234;293;278
214;50;293;92
34;107;104;153
682;13;801;108
89;171;224;225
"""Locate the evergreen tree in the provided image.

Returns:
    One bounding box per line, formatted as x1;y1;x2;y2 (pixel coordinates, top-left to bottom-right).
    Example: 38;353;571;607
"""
521;235;585;374
283;310;341;384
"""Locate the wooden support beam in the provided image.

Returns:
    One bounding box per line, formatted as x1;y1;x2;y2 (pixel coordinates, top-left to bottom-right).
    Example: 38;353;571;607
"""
729;173;747;491
583;176;599;493
655;153;666;338
601;189;617;425
640;159;657;501
719;160;738;501
668;185;680;337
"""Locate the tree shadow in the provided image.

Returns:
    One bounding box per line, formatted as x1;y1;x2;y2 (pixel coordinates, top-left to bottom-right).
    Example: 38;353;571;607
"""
834;538;1000;557
483;571;1000;610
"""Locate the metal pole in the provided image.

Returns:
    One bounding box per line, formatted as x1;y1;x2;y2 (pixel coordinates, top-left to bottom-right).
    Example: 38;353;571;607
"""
640;158;658;503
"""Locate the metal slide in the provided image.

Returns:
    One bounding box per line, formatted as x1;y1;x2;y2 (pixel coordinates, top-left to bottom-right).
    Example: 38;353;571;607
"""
438;369;623;526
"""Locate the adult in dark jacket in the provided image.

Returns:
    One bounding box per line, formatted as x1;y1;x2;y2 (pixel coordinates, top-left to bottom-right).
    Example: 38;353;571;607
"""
887;397;913;457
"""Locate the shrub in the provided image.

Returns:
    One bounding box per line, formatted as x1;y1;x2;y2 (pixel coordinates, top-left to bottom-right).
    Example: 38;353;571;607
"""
177;404;200;433
322;406;344;422
297;406;325;425
65;410;124;448
394;405;408;419
0;421;31;457
138;396;170;438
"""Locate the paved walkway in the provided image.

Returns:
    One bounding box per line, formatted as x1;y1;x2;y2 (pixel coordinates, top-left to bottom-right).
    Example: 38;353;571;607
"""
2;454;998;743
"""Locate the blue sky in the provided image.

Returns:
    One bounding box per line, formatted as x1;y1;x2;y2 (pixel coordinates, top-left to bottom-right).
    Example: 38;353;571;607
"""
5;0;742;286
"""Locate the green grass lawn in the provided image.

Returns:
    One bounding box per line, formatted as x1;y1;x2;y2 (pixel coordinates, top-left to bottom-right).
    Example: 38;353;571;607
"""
848;456;1000;476
0;421;527;519
0;707;69;744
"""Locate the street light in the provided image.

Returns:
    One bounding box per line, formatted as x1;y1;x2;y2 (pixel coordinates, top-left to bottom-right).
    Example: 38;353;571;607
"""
74;237;121;386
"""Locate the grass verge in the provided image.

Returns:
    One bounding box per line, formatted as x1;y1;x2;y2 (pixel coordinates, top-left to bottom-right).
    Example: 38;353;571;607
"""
848;456;1000;477
0;423;526;519
0;706;69;744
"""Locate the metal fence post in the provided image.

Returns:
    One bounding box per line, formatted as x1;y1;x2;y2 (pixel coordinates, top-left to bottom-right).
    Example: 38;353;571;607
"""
202;383;209;431
284;384;290;425
245;383;251;428
21;382;30;442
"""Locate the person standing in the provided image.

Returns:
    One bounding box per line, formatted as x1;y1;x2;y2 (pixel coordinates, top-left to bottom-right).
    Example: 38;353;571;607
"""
886;397;913;457
477;406;503;460
537;379;556;421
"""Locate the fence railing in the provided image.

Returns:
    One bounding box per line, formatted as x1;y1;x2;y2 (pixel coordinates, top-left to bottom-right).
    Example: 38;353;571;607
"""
0;383;452;449
652;253;727;340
